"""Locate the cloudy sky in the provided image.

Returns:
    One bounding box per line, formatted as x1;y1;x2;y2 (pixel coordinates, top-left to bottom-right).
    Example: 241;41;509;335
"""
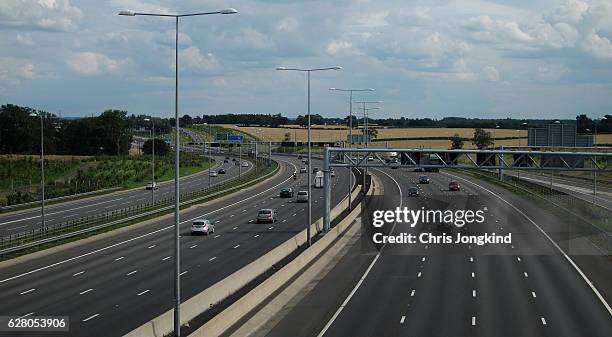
1;0;611;119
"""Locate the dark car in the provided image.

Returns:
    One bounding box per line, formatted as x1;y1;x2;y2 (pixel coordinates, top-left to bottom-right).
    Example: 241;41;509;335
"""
449;181;461;191
223;159;229;163
235;161;240;165
419;175;431;184
312;167;320;173
297;155;303;160
232;158;237;161
408;186;420;196
225;156;230;160
218;168;226;174
413;167;425;172
280;187;294;198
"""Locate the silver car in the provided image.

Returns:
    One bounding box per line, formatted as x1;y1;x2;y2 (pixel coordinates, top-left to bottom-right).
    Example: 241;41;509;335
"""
257;209;278;223
296;190;309;203
191;219;215;235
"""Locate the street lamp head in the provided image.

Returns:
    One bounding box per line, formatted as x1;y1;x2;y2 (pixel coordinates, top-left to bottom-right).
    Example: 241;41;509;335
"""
367;88;375;91
331;66;342;70
118;10;136;16
220;8;238;14
276;67;287;71
329;88;337;91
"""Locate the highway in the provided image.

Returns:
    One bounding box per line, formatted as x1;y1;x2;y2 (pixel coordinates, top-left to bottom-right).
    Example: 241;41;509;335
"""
257;168;612;337
0;155;356;337
0;154;250;236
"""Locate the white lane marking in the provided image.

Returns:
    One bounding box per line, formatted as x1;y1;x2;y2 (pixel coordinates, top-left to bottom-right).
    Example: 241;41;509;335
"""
233;245;240;249
400;316;405;324
541;317;547;326
19;288;35;295
417;272;422;278
472;316;476;326
0;158;301;285
443;171;612;317
254;234;259;238
137;289;150;296
179;271;188;276
524;272;529;278
209;257;217;261
282;220;287;223
214;235;221;238
79;288;93;295
232;226;238;230
317;168;399;337
114;257;124;261
242;209;247;212
215;220;220;223
517;257;522;262
18;312;34;319
532;291;537;298
473;290;477;298
292;213;297;217
189;245;197;249
73;271;85;276
126;270;137;276
0;198;123;226
82;314;99;322
425;245;428;249
471;272;475;278
268;226;274;230
6;225;27;231
230;214;235;218
249;220;254;223
421;257;426;262
162;256;171;261
147;245;156;249
469;257;474;262
410;290;415;297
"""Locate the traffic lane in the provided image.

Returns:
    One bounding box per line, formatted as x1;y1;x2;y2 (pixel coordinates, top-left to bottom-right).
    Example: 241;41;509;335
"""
262;169;400;337
0;158;351;336
0;156;248;235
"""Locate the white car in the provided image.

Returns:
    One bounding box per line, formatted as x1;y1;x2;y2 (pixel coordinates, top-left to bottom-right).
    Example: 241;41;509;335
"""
191;219;215;235
299;167;307;174
241;162;249;167
210;171;218;177
296;190;309;202
145;182;158;190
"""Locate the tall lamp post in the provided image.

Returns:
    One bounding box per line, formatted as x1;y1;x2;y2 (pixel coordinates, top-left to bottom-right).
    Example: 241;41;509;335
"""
354;101;382;191
29;112;46;233
203;122;212;189
329;88;374;209
119;8;237;337
277;66;342;247
144;118;155;203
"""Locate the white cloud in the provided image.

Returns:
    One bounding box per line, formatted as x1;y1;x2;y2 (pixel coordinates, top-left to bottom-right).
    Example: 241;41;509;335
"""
68;52;125;75
15;33;34;46
481;66;500;81
0;0;82;31
326;40;354;56
180;47;219;73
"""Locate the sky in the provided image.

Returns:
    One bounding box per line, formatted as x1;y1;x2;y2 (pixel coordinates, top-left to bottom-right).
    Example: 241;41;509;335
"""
0;0;611;119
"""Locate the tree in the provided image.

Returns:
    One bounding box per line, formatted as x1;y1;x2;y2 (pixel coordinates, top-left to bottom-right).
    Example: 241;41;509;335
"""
450;134;464;149
472;128;493;149
283;132;292;141
576;114;595;133
142;139;170;156
367;128;378;140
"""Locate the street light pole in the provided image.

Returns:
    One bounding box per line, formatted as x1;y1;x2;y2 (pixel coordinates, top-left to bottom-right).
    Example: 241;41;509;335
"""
277;66;342;246
354;101;382;192
329;88;374;209
30;112;45;232
119;8;237;337
144;118;155;203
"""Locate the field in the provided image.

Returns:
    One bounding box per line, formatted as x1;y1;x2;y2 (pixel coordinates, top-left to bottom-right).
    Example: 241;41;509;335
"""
219;124;527;145
0;153;211;206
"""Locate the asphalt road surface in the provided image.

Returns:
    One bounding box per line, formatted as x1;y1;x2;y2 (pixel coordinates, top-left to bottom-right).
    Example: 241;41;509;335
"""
260;168;612;337
0;154;251;236
0;155;356;337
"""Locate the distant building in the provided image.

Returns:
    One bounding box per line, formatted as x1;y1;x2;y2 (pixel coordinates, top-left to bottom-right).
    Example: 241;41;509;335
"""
528;122;593;147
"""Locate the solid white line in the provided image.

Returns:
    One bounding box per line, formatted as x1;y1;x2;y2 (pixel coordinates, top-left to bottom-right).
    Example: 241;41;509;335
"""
73;271;85;276
541;317;547;326
82;313;99;322
0;159;300;285
80;288;93;295
400;316;405;324
233;245;240;249
114;256;124;261
532;291;537;298
410;290;415;297
19;288;35;295
209;257;217;261
137;289;150;296
0;198;122;226
162;256;171;261
444;171;612;317
472;316;476;326
126;270;137;276
179;271;188;276
317;169;401;337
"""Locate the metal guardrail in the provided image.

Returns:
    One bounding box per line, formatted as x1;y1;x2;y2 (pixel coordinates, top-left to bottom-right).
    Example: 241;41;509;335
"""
0;160;279;256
